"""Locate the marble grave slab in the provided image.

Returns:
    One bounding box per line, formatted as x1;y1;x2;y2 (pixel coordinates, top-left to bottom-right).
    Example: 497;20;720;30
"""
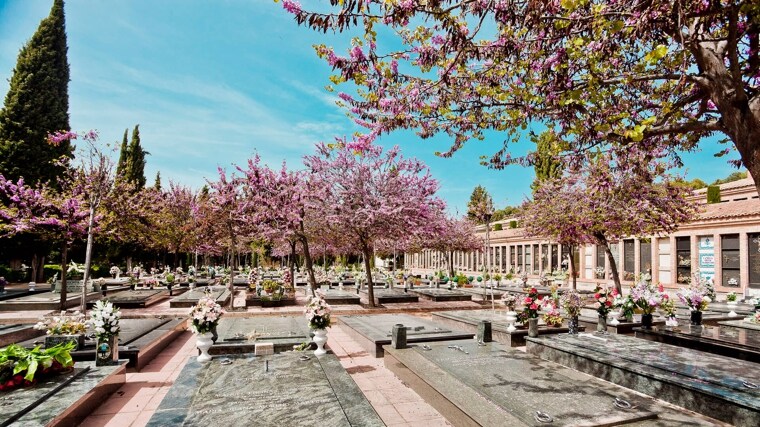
358;289;418;304
340;314;473;357
434;310;584;347
526;333;760;425
210;317;311;354
169;287;230;308
146;353;384;427
384;340;720;426
411;288;473;302
634;324;760;362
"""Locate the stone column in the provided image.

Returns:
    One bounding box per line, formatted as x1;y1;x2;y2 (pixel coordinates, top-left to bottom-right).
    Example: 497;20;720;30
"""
714;233;722;289
740;232;749;291
651;238;659;282
634;239;641;278
691;235;699;280
670;236;678;285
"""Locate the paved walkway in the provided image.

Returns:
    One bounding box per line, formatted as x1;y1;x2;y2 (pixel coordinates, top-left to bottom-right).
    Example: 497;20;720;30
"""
79;320;451;427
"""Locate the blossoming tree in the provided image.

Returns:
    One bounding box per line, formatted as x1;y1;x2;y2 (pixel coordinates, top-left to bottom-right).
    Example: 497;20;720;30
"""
305;143;445;307
283;1;760;193
419;216;481;282
238;157;325;295
521;152;696;293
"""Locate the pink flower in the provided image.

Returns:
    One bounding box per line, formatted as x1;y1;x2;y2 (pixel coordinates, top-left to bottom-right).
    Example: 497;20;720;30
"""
282;0;301;14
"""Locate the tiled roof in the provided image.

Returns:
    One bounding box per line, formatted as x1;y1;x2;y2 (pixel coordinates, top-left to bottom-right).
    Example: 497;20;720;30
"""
693;177;755;193
698;198;760;220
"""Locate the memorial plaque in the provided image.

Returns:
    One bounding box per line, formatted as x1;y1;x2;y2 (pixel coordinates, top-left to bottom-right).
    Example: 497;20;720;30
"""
210;317;311;355
147;353;383;427
340;314;472;357
384;341;697;426
527;334;760;425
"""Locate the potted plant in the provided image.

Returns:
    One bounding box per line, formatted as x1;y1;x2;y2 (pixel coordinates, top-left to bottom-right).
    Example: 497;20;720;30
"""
542;308;564;327
304;291;332;356
726;292;738;306
189;294;223;362
89;300;120;366
660;297;678;327
34;311;87;350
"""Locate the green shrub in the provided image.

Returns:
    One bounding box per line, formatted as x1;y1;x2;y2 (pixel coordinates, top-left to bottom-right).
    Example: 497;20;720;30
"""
493;223;503;231
509;220;518;228
706;185;721;204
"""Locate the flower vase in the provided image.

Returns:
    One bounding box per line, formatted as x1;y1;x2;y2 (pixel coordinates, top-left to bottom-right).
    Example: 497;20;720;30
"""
609;311;620;326
568;316;579;335
641;313;653;329
528;318;539;338
505;311;517;333
96;335;119;366
690;310;703;326
313;329;328;356
196;332;213;362
665;317;679;328
597;314;608;333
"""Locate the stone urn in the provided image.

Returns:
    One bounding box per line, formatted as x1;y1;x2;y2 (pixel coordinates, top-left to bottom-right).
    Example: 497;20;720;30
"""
313;329;328;356
597;314;608;333
196;332;213;362
528;318;539;338
96;334;119;366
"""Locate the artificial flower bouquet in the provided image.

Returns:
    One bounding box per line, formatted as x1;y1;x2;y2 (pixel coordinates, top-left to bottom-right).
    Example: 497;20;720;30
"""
304;291;332;330
189;295;223;334
501;293;517;311
34;311;87;336
630;280;665;314
521;288;543;319
89;300;121;339
560;289;584;317
593;285;618;317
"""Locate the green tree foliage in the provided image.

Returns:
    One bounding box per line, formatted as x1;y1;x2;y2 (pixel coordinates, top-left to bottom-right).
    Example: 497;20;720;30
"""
466;185;494;224
0;0;71;187
115;129;129;178
124;125;147;189
491;205;520;222
153;171;161;191
712;171;748;186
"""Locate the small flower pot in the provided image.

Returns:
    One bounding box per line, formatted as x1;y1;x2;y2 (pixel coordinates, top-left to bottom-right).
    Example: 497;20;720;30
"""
568;316;579;335
96;335;119;366
597;315;608;333
641;314;653;329
45;334;85;351
528;318;539;338
690;310;703;326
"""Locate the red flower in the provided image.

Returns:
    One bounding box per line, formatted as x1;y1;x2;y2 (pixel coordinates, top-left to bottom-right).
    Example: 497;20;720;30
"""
524;297;532;304
594;293;601;299
605;301;612;307
530;287;537;293
530;303;538;310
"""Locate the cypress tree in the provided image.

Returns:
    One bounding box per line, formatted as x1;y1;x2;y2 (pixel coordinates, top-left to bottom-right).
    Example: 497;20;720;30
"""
126;125;147;189
0;0;71;187
467;185;494;224
115;128;129;179
153;171;162;191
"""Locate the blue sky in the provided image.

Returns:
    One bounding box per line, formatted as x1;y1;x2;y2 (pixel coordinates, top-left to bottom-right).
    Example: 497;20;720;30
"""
0;0;743;214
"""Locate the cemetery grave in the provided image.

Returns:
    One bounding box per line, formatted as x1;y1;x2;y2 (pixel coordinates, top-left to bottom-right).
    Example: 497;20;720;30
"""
17;317;186;370
340;314;473;357
634;323;760;362
168;286;231;308
146;352;384;427
0;361;126;427
434;310;585;347
410;288;473;302
384;340;719;427
209;316;311;355
526;333;760;425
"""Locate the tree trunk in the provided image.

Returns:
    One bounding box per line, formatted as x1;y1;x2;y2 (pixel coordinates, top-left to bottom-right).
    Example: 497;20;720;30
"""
597;234;621;293
289;241;297;290
31;254;38;286
361;242;375;308
60;243;68;310
126;256;132;274
568;245;577;290
299;236;318;297
448;251;455;281
81;206;96;313
484;224;490;299
227;221;237;309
